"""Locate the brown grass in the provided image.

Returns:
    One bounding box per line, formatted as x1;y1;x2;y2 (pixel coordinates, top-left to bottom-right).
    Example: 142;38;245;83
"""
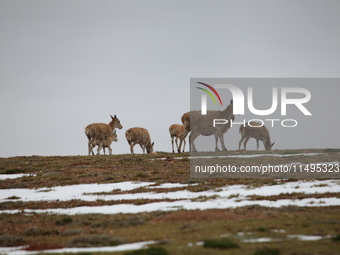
0;149;339;254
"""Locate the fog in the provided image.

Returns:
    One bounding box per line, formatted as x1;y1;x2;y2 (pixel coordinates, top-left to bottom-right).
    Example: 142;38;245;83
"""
1;0;339;157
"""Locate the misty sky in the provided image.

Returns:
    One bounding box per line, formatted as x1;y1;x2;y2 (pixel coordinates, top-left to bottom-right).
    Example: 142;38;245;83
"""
1;0;340;157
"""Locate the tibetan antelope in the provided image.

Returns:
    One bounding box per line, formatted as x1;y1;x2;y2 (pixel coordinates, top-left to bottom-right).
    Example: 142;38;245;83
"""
169;124;187;153
179;100;234;152
125;127;154;154
239;121;275;151
89;130;118;155
84;115;123;155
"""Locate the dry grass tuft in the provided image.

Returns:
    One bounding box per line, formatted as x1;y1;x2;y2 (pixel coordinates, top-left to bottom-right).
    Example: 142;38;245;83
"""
0;234;27;246
66;235;125;247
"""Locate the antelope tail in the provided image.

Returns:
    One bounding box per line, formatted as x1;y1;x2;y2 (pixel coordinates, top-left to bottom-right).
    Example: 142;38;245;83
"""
180;119;190;140
239;125;245;135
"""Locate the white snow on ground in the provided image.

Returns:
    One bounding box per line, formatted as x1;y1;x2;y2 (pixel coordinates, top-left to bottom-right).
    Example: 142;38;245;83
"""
0;180;339;215
188;233;332;245
0;181;154;202
148;183;197;189
1;153;338;254
241;235;331;243
0;241;156;255
1;180;339;203
286;234;331;241
165;152;324;160
0;174;34;180
9;197;340;215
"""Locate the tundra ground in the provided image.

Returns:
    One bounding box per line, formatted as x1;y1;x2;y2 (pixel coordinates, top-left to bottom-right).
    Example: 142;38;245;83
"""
0;149;339;255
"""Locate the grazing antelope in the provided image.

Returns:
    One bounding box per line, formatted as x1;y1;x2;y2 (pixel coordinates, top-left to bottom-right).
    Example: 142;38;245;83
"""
125;127;154;154
179;100;235;152
239;121;275;151
169;124;187;153
84;115;123;155
89;130;118;155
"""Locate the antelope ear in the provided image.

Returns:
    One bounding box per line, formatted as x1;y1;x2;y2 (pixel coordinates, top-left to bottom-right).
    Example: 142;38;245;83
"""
271;142;275;147
110;115;114;119
152;142;155;146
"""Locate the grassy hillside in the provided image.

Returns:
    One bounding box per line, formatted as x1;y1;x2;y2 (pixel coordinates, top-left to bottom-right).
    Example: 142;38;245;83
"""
0;149;339;255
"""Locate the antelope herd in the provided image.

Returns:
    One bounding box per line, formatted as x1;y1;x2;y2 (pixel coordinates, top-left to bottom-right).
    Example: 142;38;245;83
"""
84;107;275;155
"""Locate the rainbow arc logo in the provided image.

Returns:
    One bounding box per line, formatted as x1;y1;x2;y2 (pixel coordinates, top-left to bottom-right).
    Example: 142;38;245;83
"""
196;82;223;106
